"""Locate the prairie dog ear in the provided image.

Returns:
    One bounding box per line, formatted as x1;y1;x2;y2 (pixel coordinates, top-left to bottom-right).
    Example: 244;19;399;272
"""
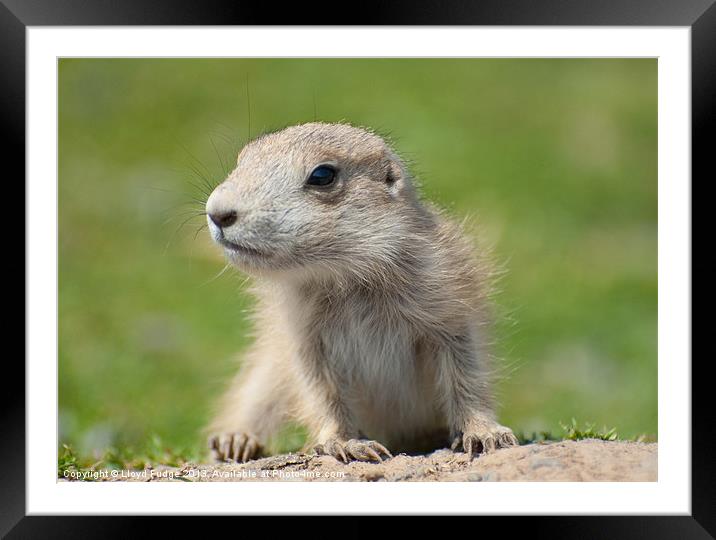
386;159;401;186
385;154;412;197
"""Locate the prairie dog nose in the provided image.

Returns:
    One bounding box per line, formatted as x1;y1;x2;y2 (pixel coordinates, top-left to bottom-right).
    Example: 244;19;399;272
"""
209;209;237;228
206;187;238;228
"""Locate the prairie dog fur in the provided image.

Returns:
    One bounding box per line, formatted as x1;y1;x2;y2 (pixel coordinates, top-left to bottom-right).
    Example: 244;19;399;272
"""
205;122;517;463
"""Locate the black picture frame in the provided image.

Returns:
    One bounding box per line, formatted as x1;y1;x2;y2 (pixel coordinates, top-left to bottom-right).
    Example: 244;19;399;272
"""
7;0;708;535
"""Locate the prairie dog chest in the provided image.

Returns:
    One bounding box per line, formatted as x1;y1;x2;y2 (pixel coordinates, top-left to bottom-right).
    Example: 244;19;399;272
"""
322;307;414;387
281;283;443;443
320;298;442;442
319;293;437;408
284;284;431;396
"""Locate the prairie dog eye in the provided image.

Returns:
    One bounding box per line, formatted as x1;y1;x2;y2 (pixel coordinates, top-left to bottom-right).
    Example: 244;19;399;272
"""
306;165;337;187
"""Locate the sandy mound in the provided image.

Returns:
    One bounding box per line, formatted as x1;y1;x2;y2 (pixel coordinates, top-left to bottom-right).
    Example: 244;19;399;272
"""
96;439;656;482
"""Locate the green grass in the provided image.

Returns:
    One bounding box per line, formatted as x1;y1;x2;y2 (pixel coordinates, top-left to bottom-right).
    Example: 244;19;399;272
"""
58;59;657;467
58;437;202;480
515;418;623;445
559;418;618;442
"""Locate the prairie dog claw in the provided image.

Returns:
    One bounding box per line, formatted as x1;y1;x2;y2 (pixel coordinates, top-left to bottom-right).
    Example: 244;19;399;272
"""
452;423;519;460
208;432;262;463
314;438;393;463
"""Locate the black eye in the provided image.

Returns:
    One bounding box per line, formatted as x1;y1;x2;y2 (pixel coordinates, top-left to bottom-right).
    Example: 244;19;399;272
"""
306;165;336;187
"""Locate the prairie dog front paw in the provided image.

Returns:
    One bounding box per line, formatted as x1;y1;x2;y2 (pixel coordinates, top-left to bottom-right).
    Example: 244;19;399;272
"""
208;432;262;463
313;438;393;463
451;420;519;460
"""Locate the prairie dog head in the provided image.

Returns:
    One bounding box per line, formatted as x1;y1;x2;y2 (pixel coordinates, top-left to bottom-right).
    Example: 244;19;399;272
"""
206;122;426;280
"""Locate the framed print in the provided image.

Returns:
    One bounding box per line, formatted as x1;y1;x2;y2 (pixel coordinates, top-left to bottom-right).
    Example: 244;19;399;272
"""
8;0;708;534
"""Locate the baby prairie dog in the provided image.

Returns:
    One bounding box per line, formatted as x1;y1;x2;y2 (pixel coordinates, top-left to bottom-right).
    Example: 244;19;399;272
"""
204;122;518;463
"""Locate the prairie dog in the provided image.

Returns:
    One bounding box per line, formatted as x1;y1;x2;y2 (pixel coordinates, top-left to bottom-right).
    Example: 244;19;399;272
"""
204;122;518;463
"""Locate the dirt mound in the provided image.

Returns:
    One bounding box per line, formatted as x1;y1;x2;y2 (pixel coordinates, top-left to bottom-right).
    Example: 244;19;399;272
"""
97;439;656;482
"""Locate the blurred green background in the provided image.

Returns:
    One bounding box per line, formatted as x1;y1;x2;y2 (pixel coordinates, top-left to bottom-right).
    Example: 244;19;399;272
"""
58;59;657;462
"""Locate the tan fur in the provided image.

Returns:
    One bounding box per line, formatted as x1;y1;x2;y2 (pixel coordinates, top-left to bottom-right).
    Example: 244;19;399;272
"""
204;123;517;463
